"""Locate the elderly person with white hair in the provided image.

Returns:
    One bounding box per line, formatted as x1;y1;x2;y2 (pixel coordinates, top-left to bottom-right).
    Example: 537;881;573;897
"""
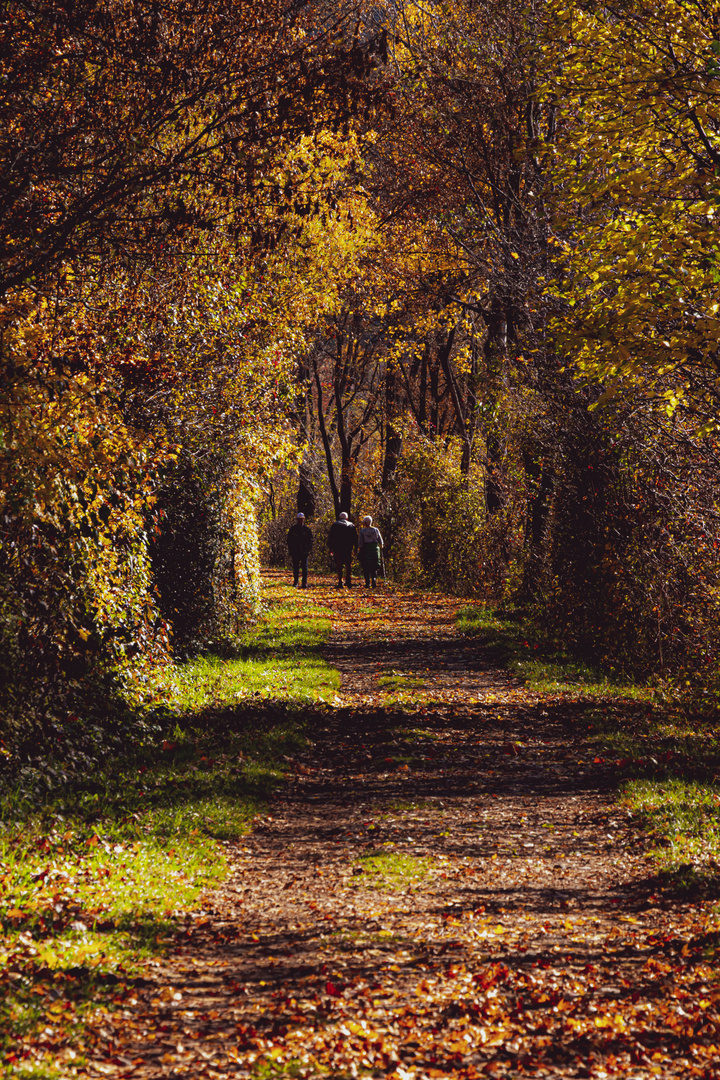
358;515;384;587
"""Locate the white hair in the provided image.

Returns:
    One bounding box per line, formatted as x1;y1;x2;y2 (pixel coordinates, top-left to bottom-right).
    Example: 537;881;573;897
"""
339;512;348;520
363;515;372;525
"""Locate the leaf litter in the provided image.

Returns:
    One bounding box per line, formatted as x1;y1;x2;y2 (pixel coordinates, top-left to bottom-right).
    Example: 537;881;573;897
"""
71;578;720;1079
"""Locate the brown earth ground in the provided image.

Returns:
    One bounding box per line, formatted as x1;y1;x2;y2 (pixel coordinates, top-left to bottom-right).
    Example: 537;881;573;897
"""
86;573;720;1080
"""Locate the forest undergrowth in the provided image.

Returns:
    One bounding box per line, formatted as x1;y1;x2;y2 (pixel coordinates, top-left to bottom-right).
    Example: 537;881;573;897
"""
3;572;720;1078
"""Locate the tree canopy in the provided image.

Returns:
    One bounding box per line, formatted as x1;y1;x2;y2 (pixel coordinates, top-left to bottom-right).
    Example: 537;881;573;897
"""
3;0;720;775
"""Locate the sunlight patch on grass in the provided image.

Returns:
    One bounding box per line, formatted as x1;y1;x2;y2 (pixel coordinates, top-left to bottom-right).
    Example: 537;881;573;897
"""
0;801;231;961
589;704;720;773
381;798;443;813
160;593;338;709
0;1065;69;1080
376;673;432;709
622;778;720;880
456;605;508;636
241;594;335;654
168;651;339;710
252;1057;307;1079
395;729;440;742
350;851;435;890
512;658;646;698
0;804;227;1068
377;672;426;691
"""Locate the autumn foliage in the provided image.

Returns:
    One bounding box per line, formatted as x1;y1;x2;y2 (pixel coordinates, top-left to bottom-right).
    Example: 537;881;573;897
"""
3;0;720;777
0;0;388;769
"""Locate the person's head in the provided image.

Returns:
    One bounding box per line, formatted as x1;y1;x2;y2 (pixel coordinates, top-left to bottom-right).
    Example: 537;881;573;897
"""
296;512;305;522
339;512;348;521
363;515;372;526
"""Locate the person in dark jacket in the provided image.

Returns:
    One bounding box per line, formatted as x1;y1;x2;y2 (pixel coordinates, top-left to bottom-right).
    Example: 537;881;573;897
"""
287;512;313;588
327;511;358;588
358;515;384;587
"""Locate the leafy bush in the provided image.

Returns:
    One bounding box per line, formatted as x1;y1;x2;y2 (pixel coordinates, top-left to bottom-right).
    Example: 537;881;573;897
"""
151;462;262;658
388;432;521;597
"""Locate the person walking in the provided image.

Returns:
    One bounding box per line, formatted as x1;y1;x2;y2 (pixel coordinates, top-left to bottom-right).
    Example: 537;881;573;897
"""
286;512;313;588
358;515;384;588
327;511;358;588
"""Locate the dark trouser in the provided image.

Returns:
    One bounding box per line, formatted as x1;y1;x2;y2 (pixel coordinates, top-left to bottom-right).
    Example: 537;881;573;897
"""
360;546;380;587
333;551;352;586
291;553;308;587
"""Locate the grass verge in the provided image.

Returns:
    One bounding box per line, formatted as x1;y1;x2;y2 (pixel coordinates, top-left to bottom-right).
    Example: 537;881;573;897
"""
622;778;720;876
166;591;339;710
457;603;649;699
620;776;720;896
350;851;435;890
0;579;337;1076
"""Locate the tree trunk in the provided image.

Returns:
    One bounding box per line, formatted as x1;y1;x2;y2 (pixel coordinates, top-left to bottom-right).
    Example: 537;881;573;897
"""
297;459;316;519
311;352;341;517
436;325;473;475
382;363;403;489
485;433;503;516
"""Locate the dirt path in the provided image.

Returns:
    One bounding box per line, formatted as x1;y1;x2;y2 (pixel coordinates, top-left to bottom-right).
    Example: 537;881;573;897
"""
95;581;720;1080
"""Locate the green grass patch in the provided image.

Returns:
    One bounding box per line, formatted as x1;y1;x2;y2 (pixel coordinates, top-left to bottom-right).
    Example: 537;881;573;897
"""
0;787;230;1074
163;590;338;710
457;603;649;699
395;729;440;742
331;928;410;950
239;592;335;655
350;851;435;890
252;1059;309;1080
381;798;442;813
622;778;720;889
569;699;720;893
378;672;426;692
0;581;339;1073
0;1064;72;1080
168;650;338;710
